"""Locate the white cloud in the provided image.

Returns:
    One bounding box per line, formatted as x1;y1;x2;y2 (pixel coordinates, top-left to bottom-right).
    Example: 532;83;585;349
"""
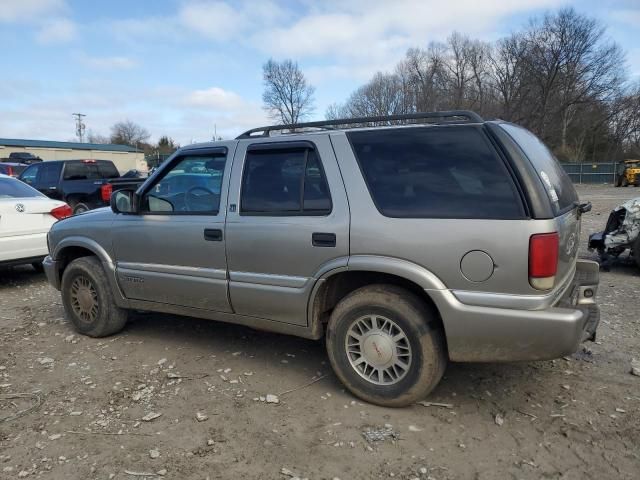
36;18;76;44
0;0;64;22
80;55;138;70
0;80;268;146
252;0;562;61
185;87;249;110
178;1;239;40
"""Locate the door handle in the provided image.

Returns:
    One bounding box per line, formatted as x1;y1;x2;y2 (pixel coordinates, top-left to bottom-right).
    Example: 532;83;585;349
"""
312;232;336;247
204;228;223;241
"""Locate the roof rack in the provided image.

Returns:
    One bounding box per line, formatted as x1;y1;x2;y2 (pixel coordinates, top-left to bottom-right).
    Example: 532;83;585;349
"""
236;110;483;139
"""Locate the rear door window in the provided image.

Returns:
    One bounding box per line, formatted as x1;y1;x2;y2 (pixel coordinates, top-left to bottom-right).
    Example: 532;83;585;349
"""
241;146;332;216
347;126;524;219
500;124;577;215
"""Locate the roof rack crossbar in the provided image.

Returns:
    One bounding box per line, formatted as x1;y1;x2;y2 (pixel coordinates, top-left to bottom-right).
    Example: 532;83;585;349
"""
236;110;483;139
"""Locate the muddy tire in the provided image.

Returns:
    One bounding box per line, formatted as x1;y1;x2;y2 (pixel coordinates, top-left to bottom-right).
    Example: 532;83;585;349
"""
621;177;629;187
61;256;128;337
326;284;447;407
634;236;640;270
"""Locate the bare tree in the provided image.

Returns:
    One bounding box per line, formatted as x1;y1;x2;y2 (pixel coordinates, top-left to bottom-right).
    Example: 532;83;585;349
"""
86;130;110;144
262;59;315;125
489;34;531;122
110;120;151;148
329;7;638;163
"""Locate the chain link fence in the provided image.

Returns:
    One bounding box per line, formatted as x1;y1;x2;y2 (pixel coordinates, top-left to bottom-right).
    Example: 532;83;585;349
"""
560;162;621;184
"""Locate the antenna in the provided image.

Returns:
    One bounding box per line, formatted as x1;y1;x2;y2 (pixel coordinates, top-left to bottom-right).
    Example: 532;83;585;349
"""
72;113;86;143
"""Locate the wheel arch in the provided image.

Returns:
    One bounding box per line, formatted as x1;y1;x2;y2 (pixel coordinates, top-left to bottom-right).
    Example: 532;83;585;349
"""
308;256;448;343
52;237;128;307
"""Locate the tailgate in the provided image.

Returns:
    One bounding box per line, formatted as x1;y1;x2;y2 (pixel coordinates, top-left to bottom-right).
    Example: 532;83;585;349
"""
553;207;581;286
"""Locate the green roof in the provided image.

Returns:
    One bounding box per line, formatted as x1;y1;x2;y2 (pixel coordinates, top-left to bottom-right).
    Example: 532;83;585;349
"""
0;138;138;153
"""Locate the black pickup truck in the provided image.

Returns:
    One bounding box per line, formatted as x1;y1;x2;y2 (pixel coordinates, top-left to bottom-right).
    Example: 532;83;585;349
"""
1;152;43;164
18;160;146;214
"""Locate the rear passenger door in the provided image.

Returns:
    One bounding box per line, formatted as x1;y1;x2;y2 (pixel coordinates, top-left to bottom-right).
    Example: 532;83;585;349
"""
225;137;349;326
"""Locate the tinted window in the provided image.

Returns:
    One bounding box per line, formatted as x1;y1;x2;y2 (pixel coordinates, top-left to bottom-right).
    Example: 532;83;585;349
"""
97;162;120;179
0;178;43;198
500;124;577;215
144;154;226;214
241;147;331;215
348;126;524;219
60;161;118;180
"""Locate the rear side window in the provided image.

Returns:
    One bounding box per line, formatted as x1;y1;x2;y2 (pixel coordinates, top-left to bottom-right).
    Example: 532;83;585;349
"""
63;161;119;180
348;126;524;219
500;124;577;215
241;146;332;215
0;178;43;198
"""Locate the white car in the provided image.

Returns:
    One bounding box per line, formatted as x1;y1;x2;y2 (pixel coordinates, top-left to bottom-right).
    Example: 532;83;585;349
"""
0;174;71;271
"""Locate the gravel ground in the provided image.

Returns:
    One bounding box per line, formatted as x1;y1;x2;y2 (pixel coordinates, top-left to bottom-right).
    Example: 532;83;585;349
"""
0;184;638;480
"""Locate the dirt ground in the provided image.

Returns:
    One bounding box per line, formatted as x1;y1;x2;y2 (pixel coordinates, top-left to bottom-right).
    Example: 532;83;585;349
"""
1;184;639;480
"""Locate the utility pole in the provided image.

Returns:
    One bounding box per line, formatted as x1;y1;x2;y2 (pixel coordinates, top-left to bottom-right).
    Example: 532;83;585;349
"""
72;113;86;143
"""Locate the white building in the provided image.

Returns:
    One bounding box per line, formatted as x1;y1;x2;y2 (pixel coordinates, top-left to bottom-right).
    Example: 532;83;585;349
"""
0;138;147;173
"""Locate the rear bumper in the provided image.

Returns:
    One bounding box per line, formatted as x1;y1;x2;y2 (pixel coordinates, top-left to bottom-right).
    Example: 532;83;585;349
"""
434;259;600;362
43;255;62;290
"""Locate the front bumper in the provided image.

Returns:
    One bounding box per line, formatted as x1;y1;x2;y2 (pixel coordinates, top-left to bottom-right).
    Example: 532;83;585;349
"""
433;260;600;362
43;255;62;290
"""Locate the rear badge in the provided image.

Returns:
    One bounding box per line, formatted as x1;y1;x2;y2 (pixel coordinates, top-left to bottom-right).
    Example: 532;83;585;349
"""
15;203;25;212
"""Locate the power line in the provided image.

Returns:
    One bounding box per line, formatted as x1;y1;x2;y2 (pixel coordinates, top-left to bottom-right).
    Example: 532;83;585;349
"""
72;113;86;143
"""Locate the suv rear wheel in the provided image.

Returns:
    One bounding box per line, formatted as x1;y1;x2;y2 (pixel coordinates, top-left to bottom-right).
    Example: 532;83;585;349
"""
326;284;447;407
61;256;128;337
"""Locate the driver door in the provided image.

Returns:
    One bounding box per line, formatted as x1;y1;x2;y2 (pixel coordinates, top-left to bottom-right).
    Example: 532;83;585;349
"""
112;145;234;312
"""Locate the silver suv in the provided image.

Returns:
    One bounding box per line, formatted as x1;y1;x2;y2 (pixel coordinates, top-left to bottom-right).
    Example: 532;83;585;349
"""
43;111;599;407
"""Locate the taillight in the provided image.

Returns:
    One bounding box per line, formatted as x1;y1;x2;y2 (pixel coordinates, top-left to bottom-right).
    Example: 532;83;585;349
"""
50;204;72;220
101;183;113;202
529;232;559;290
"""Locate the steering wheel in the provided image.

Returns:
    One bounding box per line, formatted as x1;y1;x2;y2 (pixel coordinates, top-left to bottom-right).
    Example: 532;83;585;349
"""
184;186;216;211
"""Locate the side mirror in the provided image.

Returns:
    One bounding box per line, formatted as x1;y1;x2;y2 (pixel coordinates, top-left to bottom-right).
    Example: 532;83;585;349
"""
110;189;137;214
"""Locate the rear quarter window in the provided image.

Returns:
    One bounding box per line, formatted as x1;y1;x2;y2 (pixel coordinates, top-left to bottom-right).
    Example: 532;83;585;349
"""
347;125;525;219
500;124;577;215
0;178;43;198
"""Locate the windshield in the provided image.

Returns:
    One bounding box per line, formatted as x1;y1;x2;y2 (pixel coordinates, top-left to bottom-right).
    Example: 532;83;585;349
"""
0;177;44;198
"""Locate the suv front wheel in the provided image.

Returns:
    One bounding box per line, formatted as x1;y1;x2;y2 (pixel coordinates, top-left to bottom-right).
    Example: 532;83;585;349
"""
326;284;447;407
61;256;128;337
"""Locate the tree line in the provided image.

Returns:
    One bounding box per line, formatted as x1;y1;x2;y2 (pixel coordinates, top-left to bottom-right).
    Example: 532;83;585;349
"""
266;8;640;163
87;120;179;161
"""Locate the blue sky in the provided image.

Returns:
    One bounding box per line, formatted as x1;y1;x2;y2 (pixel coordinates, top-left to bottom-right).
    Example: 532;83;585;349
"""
1;0;639;145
